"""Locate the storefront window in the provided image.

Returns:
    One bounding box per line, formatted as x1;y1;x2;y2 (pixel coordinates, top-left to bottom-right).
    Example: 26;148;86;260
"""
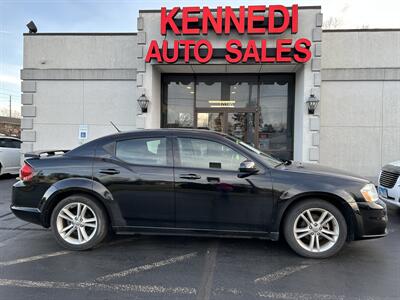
259;77;294;160
227;113;255;146
196;75;257;108
162;76;194;128
161;74;294;160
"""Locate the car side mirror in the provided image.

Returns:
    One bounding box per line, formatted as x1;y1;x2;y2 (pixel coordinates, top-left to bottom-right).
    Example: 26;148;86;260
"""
238;160;259;178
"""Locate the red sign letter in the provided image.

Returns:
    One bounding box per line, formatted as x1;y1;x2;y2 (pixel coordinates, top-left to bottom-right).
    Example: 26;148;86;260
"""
203;6;223;34
161;7;180;35
194;40;213;63
243;40;260;62
293;38;312;63
276;39;292;62
145;40;162;63
260;40;275;63
268;5;290;34
248;5;266;34
179;40;196;62
225;6;245;34
291;4;298;34
182;7;200;35
225;39;242;63
162;40;179;63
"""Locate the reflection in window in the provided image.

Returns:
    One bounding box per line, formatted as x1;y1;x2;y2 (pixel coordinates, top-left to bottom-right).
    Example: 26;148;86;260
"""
177;138;246;171
197;112;224;132
259;80;292;160
116;138;167;166
227;113;255;146
196;75;257;108
162;76;194;128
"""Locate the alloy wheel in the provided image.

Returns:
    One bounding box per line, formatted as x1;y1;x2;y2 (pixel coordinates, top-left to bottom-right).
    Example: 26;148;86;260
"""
56;202;98;245
293;208;340;253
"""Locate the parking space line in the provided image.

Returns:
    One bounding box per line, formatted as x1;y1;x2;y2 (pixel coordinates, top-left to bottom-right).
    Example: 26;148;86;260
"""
196;241;219;300
0;227;47;231
0;279;197;295
0;237;139;266
95;252;197;282
254;265;310;284
258;290;343;299
0;279;389;299
256;290;389;300
0;251;70;267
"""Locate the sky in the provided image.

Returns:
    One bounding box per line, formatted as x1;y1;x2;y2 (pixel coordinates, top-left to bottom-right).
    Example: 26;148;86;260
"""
1;0;400;114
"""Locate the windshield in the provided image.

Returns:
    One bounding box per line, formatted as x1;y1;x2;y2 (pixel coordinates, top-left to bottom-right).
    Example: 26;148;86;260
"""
222;134;283;167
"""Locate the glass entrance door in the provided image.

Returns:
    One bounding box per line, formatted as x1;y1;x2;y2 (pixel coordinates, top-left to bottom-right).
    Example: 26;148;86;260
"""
196;111;256;146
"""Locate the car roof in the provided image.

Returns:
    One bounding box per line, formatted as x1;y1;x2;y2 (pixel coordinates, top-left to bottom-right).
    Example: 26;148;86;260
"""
100;128;226;140
67;129;230;156
0;135;21;141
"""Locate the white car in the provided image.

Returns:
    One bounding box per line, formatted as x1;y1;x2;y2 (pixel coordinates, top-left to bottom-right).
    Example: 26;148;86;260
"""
0;136;22;175
378;161;400;207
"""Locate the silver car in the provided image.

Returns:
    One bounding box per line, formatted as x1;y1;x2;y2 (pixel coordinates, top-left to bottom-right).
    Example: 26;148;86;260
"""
378;161;400;207
0;135;21;175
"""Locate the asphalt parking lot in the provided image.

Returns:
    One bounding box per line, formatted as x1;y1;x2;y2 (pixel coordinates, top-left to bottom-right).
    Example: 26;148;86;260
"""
0;176;399;300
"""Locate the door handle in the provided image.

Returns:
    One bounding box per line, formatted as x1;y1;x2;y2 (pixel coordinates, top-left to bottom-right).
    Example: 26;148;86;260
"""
179;173;201;180
207;177;220;183
99;168;120;175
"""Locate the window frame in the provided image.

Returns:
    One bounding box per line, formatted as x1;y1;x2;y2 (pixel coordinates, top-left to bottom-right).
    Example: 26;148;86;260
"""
111;136;173;168
172;136;253;172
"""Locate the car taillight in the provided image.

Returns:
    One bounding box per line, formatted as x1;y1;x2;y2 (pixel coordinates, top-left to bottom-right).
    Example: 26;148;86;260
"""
20;163;34;182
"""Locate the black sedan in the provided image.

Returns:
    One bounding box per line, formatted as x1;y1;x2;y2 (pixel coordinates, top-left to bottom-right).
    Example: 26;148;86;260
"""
11;129;387;258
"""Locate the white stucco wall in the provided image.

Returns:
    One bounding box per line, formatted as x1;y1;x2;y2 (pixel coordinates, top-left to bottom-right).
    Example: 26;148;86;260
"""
23;35;138;69
21;34;138;153
321;30;400;179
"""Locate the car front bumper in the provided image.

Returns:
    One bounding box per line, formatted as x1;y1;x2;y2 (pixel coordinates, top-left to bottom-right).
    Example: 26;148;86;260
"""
352;199;388;240
378;166;400;207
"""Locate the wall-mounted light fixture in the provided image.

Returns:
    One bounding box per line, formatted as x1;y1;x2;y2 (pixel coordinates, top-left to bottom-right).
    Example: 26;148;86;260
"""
306;94;319;115
137;93;149;113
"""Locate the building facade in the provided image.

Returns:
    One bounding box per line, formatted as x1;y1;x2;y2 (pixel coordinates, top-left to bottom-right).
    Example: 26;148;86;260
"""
20;5;400;179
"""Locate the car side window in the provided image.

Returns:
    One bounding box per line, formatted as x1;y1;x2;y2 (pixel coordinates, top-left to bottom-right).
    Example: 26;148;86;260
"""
11;140;21;149
116;137;167;166
0;138;16;148
177;138;247;171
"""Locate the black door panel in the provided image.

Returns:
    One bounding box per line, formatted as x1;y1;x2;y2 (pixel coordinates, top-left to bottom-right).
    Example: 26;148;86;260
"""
175;167;273;232
173;137;274;232
93;136;175;227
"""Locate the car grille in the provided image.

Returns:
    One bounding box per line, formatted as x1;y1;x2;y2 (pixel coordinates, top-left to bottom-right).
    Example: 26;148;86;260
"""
379;170;400;189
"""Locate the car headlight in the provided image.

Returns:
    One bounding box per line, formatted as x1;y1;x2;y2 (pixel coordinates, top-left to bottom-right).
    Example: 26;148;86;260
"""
360;183;379;202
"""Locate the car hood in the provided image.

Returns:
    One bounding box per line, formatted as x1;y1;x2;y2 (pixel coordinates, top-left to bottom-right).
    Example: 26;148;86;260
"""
382;161;400;174
388;160;400;167
282;161;370;184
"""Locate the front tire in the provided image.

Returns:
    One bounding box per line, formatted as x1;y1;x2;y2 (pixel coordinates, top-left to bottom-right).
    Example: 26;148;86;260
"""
283;199;347;258
51;194;108;250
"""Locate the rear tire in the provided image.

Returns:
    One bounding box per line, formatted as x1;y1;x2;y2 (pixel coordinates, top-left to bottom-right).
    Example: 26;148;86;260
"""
51;194;108;251
283;199;347;258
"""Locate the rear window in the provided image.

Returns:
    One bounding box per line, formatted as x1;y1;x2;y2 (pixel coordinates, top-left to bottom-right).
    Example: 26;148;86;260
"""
116;137;168;166
0;138;20;149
